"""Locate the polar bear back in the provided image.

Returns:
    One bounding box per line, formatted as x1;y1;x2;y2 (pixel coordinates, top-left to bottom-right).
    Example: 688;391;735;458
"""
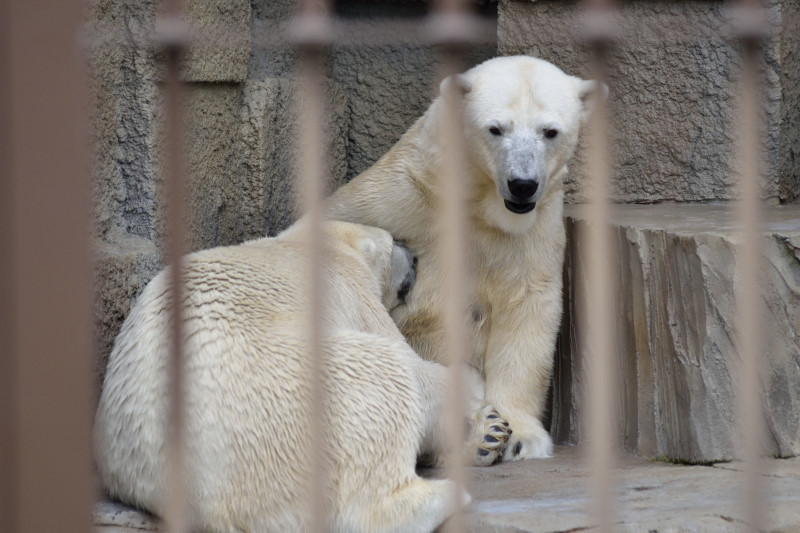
95;234;425;532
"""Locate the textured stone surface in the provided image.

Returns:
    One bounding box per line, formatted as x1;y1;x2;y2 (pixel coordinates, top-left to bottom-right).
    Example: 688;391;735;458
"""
553;205;800;462
88;0;250;247
330;42;498;181
498;0;800;204
88;0;251;84
88;0;252;372
94;500;160;531
246;0;497;181
779;0;800;203
182;83;242;251
92;232;161;393
94;446;800;533
88;0;164;243
464;446;800;532
180;0;251;83
221;77;350;242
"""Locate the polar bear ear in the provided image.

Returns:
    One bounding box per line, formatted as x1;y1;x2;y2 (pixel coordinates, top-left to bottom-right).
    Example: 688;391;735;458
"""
577;79;609;123
439;73;472;99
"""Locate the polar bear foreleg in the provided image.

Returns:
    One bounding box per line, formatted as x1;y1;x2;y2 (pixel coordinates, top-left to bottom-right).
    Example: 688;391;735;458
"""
483;304;557;461
412;358;511;467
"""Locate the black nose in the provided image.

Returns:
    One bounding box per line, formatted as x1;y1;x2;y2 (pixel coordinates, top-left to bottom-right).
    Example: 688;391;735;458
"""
507;178;538;200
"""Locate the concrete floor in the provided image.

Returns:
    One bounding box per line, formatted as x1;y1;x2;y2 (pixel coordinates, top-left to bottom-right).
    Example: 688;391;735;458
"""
95;445;800;533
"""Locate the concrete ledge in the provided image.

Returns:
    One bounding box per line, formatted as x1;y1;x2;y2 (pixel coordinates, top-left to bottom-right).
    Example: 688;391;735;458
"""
553;204;800;462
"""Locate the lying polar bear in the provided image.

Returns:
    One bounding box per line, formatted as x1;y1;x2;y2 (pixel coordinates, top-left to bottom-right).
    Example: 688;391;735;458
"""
95;221;470;533
327;56;606;465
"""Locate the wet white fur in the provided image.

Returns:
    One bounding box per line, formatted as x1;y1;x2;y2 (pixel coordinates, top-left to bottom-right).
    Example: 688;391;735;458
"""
326;56;605;461
95;221;469;532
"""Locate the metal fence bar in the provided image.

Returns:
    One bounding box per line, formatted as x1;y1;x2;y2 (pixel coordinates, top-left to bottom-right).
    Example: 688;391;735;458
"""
733;0;767;530
157;0;189;531
1;0;15;526
82;11;800;51
431;2;474;530
581;1;617;531
294;1;332;530
4;1;94;532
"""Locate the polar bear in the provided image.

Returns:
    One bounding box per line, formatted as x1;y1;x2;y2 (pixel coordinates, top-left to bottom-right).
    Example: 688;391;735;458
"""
94;221;471;533
327;56;605;465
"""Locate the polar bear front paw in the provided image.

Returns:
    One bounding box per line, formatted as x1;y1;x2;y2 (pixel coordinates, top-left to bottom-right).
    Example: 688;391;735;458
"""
468;406;511;466
502;418;553;461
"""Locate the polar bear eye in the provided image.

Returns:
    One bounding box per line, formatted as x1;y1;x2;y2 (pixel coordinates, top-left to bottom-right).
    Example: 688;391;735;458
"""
544;128;559;139
488;126;503;137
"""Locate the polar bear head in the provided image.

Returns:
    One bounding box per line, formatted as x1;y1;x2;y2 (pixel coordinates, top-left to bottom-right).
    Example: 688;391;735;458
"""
325;221;417;312
440;56;606;234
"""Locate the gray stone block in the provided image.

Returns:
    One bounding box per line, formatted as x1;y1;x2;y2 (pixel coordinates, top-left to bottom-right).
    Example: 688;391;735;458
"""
498;0;800;204
553;205;800;462
331;45;439;180
88;0;164;243
183;83;243;251
88;0;251;83
247;0;496;182
329;44;497;181
181;0;251;83
93;232;162;391
222;77;350;242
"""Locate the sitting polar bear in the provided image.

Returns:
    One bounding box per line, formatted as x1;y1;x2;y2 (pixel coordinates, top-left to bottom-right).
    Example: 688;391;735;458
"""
327;56;606;465
95;221;471;533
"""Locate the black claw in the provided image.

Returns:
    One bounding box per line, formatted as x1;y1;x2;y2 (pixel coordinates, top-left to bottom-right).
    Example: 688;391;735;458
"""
487;413;499;420
490;425;503;433
484;435;498;444
479;448;490;457
513;441;522;456
508;429;513;435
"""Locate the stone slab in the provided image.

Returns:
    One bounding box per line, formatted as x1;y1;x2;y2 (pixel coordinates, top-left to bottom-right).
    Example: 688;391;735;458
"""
462;446;800;532
553;204;800;463
498;0;800;204
93;446;800;533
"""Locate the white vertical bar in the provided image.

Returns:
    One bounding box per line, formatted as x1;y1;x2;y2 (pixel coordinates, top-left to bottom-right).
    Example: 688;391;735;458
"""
430;4;473;532
158;2;189;532
581;1;617;531
733;2;766;530
295;5;331;531
437;57;470;533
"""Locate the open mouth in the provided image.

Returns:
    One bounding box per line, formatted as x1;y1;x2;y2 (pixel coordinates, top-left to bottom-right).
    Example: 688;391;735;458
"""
504;199;537;214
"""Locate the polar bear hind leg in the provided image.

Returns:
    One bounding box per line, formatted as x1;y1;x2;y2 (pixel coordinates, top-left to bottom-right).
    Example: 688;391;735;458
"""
337;477;469;533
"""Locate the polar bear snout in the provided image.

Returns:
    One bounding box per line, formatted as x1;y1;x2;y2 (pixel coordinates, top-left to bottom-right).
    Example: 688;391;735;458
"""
503;178;539;215
507;177;538;200
389;241;417;309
